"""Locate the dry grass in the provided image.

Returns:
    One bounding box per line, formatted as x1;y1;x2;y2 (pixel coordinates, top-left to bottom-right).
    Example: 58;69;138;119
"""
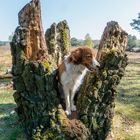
0;46;140;139
110;52;140;140
0;46;12;75
0;46;26;140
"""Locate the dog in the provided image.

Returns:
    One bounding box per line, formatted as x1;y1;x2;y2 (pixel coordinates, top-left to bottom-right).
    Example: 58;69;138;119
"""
58;47;100;115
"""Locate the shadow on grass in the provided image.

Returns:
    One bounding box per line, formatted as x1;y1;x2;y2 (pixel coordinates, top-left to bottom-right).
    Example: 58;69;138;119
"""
0;78;12;85
116;91;140;121
0;103;26;140
117;93;140;107
0;103;16;113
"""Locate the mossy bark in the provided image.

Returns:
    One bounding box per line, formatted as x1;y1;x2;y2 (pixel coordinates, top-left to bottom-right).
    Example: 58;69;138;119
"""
11;0;88;139
45;20;70;66
77;21;128;140
11;0;128;140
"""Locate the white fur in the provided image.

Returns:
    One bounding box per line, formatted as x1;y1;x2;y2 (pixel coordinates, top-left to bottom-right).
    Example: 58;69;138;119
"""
93;59;100;67
60;56;87;115
60;56;100;115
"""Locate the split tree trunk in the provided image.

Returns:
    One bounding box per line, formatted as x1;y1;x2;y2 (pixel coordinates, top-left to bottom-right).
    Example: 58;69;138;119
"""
77;21;128;140
11;0;128;140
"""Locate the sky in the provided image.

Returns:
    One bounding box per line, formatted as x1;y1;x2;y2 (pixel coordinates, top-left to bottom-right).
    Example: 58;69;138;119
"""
0;0;140;41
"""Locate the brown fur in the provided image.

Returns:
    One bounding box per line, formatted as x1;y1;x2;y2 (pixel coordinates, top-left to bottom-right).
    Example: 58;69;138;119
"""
57;47;99;115
68;47;96;70
58;61;66;78
58;47;97;79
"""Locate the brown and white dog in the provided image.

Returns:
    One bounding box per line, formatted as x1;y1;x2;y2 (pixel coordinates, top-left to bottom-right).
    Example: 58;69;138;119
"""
58;47;100;115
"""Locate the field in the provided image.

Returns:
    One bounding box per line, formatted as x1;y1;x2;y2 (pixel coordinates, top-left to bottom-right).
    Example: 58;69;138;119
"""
0;46;26;140
112;52;140;140
0;46;140;140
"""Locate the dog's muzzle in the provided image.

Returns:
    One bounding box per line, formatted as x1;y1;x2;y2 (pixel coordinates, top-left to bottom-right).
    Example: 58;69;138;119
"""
87;59;100;71
93;59;100;67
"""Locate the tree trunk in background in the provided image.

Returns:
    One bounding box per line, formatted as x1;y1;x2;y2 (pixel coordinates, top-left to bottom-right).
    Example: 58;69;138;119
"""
11;0;128;139
45;20;70;67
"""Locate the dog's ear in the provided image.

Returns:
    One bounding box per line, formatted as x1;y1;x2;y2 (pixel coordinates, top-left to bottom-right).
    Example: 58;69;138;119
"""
69;48;83;64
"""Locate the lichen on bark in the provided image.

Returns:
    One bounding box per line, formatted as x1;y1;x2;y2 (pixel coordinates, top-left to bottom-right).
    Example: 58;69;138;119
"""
77;21;128;140
45;20;70;66
11;0;88;139
11;0;128;139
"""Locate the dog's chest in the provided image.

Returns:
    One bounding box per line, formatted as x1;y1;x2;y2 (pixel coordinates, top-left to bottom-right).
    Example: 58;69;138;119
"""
61;62;87;86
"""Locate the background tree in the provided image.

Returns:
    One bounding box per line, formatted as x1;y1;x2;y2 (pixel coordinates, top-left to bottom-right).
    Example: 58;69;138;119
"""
130;13;140;32
126;34;140;52
84;33;94;48
0;41;8;46
71;37;84;46
127;35;140;50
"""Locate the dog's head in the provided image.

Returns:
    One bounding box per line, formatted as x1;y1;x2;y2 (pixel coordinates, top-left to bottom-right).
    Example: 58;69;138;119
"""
69;47;100;71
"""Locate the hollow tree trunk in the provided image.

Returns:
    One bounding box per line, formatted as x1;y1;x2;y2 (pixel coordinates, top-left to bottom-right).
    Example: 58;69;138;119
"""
11;0;128;140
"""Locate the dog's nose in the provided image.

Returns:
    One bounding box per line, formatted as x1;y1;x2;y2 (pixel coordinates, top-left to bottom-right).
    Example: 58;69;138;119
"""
93;59;100;67
96;62;100;68
96;65;100;68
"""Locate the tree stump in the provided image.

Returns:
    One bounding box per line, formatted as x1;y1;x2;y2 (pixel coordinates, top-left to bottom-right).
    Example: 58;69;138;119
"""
77;21;128;140
11;0;128;139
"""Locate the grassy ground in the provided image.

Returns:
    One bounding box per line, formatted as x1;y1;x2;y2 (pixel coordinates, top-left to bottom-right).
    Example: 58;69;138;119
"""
0;46;12;75
111;52;140;140
0;46;140;140
0;46;26;140
0;79;25;140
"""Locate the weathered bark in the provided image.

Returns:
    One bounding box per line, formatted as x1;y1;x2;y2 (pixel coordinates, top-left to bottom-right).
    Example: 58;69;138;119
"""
77;21;128;140
18;0;48;60
11;0;88;139
45;20;70;66
11;0;128;140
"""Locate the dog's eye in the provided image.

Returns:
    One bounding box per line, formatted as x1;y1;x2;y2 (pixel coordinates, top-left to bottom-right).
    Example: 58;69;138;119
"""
86;55;92;59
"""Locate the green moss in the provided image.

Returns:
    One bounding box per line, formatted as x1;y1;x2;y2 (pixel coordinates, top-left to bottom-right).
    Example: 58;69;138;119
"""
92;117;99;129
62;29;69;50
102;70;108;79
41;60;52;73
45;28;56;54
110;47;120;54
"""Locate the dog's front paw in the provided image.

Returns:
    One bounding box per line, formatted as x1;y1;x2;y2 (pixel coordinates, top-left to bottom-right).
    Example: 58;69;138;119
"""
71;105;77;111
65;110;71;116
